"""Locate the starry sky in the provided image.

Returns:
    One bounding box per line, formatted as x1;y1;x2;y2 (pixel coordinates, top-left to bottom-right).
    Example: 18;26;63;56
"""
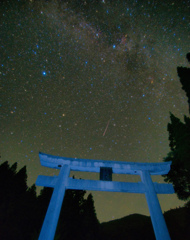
1;0;190;222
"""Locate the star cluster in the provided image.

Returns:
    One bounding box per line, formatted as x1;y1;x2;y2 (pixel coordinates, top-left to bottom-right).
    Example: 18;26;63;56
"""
1;0;190;222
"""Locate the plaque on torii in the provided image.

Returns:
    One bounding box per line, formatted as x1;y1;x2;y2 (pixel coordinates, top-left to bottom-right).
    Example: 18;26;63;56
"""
36;152;174;240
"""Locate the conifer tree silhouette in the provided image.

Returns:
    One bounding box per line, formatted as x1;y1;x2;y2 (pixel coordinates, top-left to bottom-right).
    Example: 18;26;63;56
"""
163;53;190;205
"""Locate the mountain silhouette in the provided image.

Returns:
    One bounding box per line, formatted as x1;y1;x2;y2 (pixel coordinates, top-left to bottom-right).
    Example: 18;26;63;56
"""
99;207;190;240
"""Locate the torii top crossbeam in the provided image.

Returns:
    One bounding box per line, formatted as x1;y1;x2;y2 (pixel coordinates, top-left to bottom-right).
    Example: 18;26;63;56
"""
37;152;174;240
39;152;171;175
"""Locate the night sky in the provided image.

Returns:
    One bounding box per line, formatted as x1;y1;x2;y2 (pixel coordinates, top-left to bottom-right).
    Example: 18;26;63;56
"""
1;0;190;222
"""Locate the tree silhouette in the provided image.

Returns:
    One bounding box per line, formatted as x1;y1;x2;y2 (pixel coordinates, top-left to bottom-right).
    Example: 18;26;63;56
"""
163;53;190;205
0;161;100;239
0;162;38;239
55;189;100;240
82;193;100;240
177;53;190;113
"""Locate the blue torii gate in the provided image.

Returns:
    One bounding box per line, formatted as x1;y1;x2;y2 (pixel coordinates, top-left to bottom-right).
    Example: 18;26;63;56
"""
36;152;174;240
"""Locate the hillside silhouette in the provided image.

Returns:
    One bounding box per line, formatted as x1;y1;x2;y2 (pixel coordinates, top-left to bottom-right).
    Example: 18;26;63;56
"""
99;207;190;240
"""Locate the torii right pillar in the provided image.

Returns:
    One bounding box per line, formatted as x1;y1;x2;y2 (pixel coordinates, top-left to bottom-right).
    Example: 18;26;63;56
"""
36;152;174;240
140;170;171;240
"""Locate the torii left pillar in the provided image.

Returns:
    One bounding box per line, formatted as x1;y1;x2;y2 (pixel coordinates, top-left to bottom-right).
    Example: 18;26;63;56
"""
38;164;70;240
36;152;174;240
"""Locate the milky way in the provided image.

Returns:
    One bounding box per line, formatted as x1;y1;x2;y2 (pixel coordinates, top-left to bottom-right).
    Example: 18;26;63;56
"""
1;0;190;222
